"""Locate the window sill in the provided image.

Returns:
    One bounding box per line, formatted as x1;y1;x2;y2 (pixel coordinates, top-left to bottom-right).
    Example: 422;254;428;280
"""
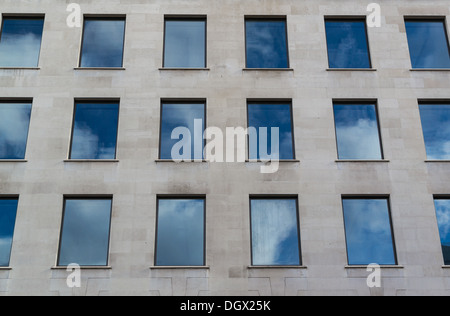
0;159;27;163
248;265;307;269
243;68;294;71
0;267;12;270
345;265;403;269
442;266;450;269
74;67;126;71
0;67;40;70
425;160;450;163
64;159;119;163
51;266;112;270
159;68;210;71
327;68;376;71
336;159;390;163
150;266;210;270
410;68;450;72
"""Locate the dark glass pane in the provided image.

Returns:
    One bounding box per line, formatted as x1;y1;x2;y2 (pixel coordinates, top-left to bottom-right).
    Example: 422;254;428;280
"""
156;199;205;266
160;103;205;160
343;199;396;265
70;102;119;159
164;20;206;68
246;20;289;68
419;104;450;160
0;199;18;267
333;103;383;160
434;199;450;265
248;103;294;160
251;199;301;266
58;199;112;266
405;21;450;69
325;20;371;69
0;102;32;159
80;19;125;67
0;18;44;67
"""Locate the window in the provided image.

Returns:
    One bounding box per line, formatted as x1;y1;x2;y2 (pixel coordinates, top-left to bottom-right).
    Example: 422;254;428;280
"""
245;18;289;69
325;19;372;69
0;16;44;67
342;197;397;266
434;198;450;265
250;197;301;266
247;101;295;160
0;198;18;267
58;198;113;266
80;17;126;68
405;19;450;69
164;17;206;68
0;101;32;160
69;101;119;160
159;101;206;161
419;103;450;160
333;102;383;160
155;197;205;266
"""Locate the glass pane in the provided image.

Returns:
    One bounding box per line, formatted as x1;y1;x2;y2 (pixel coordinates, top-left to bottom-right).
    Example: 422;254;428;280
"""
251;199;301;266
333;103;383;160
160;103;205;160
0;17;44;67
419;104;450;160
58;199;112;266
248;103;294;160
0;102;32;159
70;102;119;160
405;21;450;69
0;199;18;267
80;19;125;67
156;199;205;266
325;20;371;69
434;199;450;265
342;199;396;265
164;20;206;68
246;20;289;68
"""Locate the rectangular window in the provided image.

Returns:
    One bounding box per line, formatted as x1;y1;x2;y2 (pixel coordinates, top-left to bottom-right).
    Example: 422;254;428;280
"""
58;198;113;267
0;101;32;160
419;102;450;160
80;17;126;68
0;198;18;267
164;17;206;68
434;198;450;265
0;16;44;67
325;19;372;69
342;197;397;266
333;102;383;160
159;101;206;161
250;197;301;266
405;19;450;69
245;18;289;69
155;197;205;266
69;100;119;160
247;101;295;160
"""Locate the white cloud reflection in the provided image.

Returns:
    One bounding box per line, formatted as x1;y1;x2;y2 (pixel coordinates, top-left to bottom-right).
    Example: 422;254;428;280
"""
0;103;32;159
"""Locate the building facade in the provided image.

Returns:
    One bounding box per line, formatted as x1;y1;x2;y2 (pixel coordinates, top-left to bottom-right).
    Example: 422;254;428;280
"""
0;0;450;295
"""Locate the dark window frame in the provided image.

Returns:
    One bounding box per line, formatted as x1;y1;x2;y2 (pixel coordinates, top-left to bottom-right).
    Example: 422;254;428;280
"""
433;195;450;266
78;15;127;68
158;99;207;161
68;99;120;160
244;16;290;69
324;16;373;69
162;15;207;69
246;99;296;161
341;195;398;266
332;99;384;160
57;195;113;267
404;16;450;69
154;195;207;267
249;195;302;267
